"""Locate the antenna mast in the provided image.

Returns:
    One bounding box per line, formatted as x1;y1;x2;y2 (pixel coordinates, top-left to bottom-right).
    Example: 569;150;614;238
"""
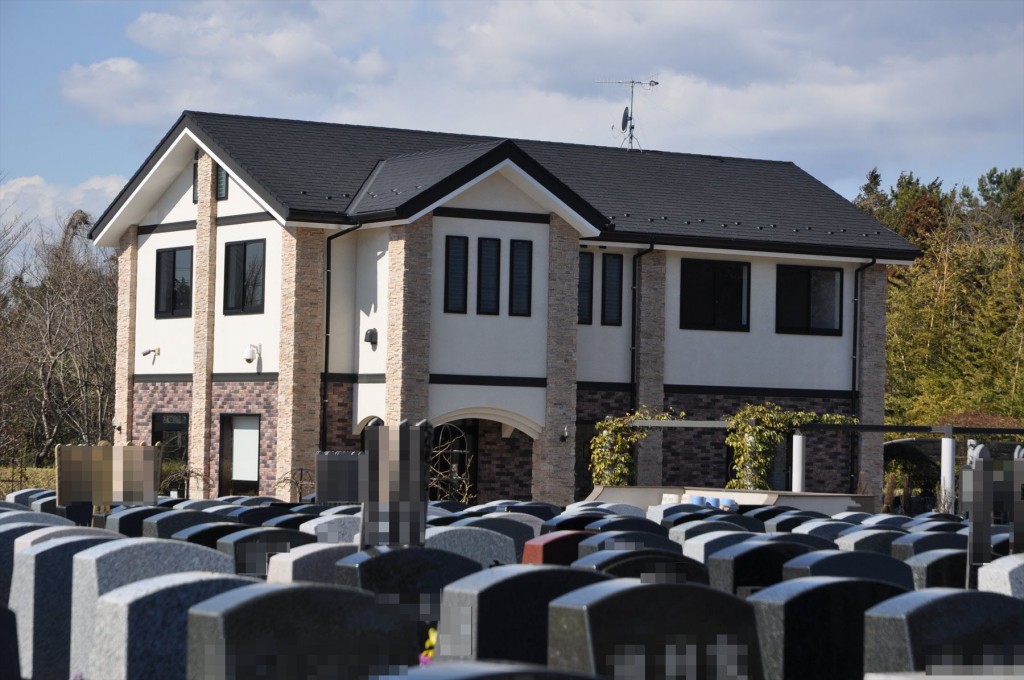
597;78;658;150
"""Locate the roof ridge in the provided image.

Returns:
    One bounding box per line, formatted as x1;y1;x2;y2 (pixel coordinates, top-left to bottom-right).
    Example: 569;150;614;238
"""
381;138;509;162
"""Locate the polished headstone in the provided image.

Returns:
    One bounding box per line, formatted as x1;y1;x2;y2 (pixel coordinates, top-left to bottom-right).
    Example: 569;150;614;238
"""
170;521;247;549
576;530;682;559
707;540;813;597
571;548;709;585
452;517;536;562
261;513;311;530
425;526;516;568
904;549;972;590
584;516;668;537
681;530;757;565
746;532;837;551
668;519;745;549
0;510;73;527
266;543;359;584
216;527;317;577
791;519;856;542
12;525;119;551
0;606;18;680
141;509;219;538
889;531;967;561
227;505;293;526
978;553;1024;599
709;513;765;533
782;549;914;590
104;506;168;537
0;522;60;605
234;495;285;506
835;528;909;555
521;530;596;566
300;514;362;543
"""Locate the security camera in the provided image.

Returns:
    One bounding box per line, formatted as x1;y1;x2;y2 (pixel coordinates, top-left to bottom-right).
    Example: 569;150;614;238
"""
243;344;260;364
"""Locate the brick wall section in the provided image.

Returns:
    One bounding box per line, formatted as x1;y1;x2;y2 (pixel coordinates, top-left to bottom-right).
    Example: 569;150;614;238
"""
132;381;193;445
211;380;279;497
113;225;138;445
276;227;326;499
324;380;362;450
857;264;888;502
188;152;217;498
532;216;579;506
576;387;632;423
662;391;856;492
635;250;666;484
476;421;533;503
385;215;432;424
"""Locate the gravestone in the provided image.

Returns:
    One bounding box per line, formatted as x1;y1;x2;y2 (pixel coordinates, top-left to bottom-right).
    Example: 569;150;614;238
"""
12;525;119;551
861;514;914;529
742;505;798;521
831;511;871;524
782;549;914;590
300;514;362;543
791;519;855;542
216;527;317;577
889;531;967;561
0;522;58;605
215;495;246;503
584;516;668;536
175;499;225;511
548;579;764;679
681;530;757;565
336;546;481;626
906;520;964;533
0;509;73;527
203;504;243;517
425;526;516;568
431;500;468;513
763;513;818;534
187;582;419;679
541;512;611;534
374;660;598;679
141;509;219;538
228;505;293;526
591;503;646;518
30;496;58;515
746;532;836;551
571;549;710;585
289;503;333;515
0;500;34;511
155;497;187;508
978;553;1024;598
437;565;611;664
647;503;705;524
660;509;723;529
261;513;311;530
104;505;169;537
10;535;117;680
266;543;359;584
234;495;285;506
710;513;765;533
668;520;744;549
577;530;682;559
521;531;596;566
69;536;234;676
863;589;1024;673
0;606;18;680
904;549;972;590
5;488;47;506
321;504;364;515
749;576;908;680
490;502;560;521
170;521;247;549
835;528;908;555
88;571;258;680
483;511;545;538
707;540;812;597
452;517;536;562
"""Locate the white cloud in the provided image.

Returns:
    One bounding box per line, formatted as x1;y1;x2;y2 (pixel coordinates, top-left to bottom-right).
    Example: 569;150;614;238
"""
0;175;126;236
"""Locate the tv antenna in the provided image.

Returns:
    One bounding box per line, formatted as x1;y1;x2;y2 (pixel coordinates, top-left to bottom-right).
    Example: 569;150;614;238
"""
597;78;658;150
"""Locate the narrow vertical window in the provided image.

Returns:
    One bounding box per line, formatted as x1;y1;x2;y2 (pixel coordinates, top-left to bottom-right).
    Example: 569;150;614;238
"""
509;239;532;316
477;238;500;315
224;239;265;314
601;253;623;326
192;151;199;204
155;247;193;318
215;165;228;201
444;235;468;314
578;251;594;324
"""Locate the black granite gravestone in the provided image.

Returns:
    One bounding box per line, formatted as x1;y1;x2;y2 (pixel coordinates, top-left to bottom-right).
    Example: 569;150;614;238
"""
216;527;317;578
572;548;709;584
104;506;168;537
904;549;972;589
889;531;967;561
170;522;247;549
141;510;219;539
583;516;668;537
782;549;914;590
576;530;682;558
707;540;813;597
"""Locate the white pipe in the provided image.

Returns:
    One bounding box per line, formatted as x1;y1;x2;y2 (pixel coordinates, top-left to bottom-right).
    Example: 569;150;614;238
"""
792;433;806;492
941;437;956;511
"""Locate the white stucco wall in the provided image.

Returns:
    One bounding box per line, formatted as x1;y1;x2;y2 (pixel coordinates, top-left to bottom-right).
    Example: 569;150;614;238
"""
354;383;385;430
141;164;195;226
445;172;547;213
134;229;196;375
212;220;282;374
664;252;856;390
429;385;546;435
576;246;634;383
215;173;265;217
354;228;389;376
327;231;357;375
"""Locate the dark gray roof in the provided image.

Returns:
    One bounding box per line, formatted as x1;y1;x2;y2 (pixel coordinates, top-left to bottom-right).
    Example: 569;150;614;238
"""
91;111;920;260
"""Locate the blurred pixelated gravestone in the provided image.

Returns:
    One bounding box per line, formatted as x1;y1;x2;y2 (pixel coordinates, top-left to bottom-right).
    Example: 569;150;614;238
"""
55;444;162;511
317;419;431;548
961;443;1024;582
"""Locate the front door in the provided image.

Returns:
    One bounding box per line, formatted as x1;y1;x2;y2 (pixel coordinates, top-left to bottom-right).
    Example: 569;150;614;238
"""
219;415;260;496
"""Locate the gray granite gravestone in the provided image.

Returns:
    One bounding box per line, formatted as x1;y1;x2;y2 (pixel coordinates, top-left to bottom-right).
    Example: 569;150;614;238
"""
174;499;225;511
453;517;536;562
547;579;764;679
103;505;168;537
681;530;757;565
889;531;967;561
903;548;972;590
591;503;646;518
577;530;682;559
782;549;914;590
170;521;247;548
486;511;544;537
835;528;909;555
584;516;668;536
746;532;837;551
227;505;293;526
88;571;257;680
425;526;516;568
743;506;799;521
668;519;745;549
571;548;710;585
749;576;908;680
709;513;765;533
489;502;560;522
541;512;612;534
764;513;820;534
69;536;234;677
267;542;359;584
863;589;1024;673
707;540;813;597
860;514;914;529
299;514;361;543
660;509;723;529
831;511;871;524
216;527;317;577
141;509;220;538
0;522;53;605
646;503;706;524
791;519;856;542
0;509;72;527
978;553;1024;598
5;488;46;506
437;564;611;664
10;535;117;680
0;500;34;511
234;495;284;506
12;525;119;551
261;513;310;530
906;520;965;533
30;496;58;515
187;582;418;679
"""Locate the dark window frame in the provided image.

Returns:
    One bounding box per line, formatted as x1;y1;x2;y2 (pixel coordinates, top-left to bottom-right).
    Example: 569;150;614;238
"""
679;258;751;332
508;239;533;317
154;246;193;318
476;237;501;315
578;251;594;325
223;239;266;315
444;235;469;314
192;153;199;204
601;253;623;326
215;165;228;201
775;264;844;336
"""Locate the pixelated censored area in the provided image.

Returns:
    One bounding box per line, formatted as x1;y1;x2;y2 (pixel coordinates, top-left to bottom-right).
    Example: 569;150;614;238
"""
925;643;1024;676
55;444;161;506
963;459;1024;564
361;423;430;548
604;634;753;680
194;642;407;679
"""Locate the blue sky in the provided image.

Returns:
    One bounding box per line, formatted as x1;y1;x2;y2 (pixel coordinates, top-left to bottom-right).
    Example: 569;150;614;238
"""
1;0;1022;239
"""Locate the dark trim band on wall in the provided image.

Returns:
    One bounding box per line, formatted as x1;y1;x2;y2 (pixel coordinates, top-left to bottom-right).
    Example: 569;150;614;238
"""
577;381;632;392
433;207;549;224
217;212;274;226
138;221;196;235
430;374;547;388
664;384;857;400
211;372;279;382
133;373;193;383
323;373;386;384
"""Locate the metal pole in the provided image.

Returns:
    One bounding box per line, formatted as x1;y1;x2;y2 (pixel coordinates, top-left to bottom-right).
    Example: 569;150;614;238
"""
792;431;806;492
941;435;956;512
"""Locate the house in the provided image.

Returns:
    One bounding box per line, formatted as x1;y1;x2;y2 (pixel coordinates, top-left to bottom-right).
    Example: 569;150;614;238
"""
89;111;920;505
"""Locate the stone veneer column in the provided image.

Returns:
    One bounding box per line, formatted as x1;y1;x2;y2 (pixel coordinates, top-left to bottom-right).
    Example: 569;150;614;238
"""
113;225;138;445
532;216;579;506
857;264;888;507
385;215;432;424
635;250;666;485
276;227;326;499
188;153;217;498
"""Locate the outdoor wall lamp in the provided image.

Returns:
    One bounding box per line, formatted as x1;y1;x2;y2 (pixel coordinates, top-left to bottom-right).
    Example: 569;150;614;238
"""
141;347;160;357
243;344;261;364
364;328;378;348
560;425;570;442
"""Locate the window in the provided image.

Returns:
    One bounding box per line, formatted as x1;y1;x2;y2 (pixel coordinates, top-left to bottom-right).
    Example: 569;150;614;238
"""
680;259;750;331
578;251;594;324
192;152;199;204
444;236;468;314
601;253;623;326
216;165;228;201
224;239;265;314
155;247;193;318
776;265;843;335
192;152;227;202
477;238;500;315
509;239;532;316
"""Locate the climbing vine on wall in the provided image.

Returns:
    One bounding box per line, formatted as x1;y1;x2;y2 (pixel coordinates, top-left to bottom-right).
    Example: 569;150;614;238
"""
724;402;858;490
590;407;685;486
